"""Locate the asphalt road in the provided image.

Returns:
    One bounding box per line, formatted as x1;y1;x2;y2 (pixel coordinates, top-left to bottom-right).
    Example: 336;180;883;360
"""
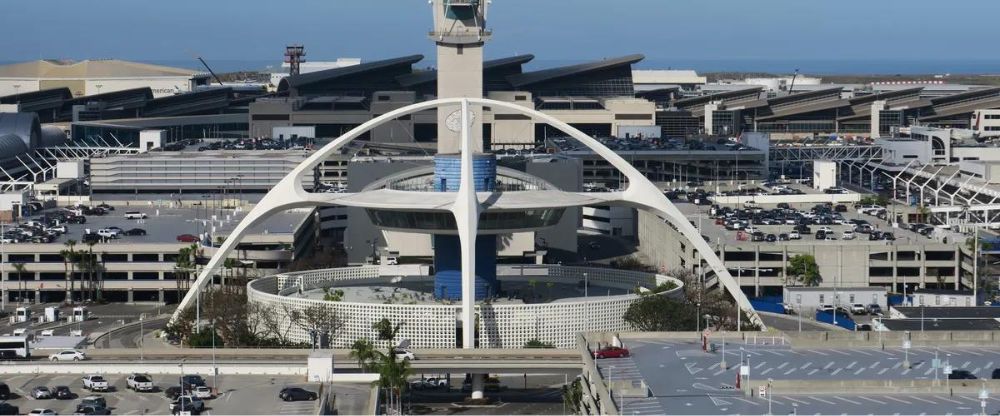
599;337;1000;415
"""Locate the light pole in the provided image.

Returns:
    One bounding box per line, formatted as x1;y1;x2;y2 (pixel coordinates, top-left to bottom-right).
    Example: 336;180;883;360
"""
737;267;743;332
979;380;988;416
139;314;144;361
902;331;911;369
767;378;773;415
796;295;802;332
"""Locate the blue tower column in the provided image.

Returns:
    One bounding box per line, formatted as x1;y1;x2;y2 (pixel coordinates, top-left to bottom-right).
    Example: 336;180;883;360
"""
433;153;498;300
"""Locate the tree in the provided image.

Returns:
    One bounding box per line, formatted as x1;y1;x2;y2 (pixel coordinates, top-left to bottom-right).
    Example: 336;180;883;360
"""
349;339;378;371
12;263;26;303
562;378;583;414
545;282;555;300
61;240;77;304
622;296;699;331
373;349;411;415
289;305;347;348
787;254;822;286
372;318;402;348
527;279;538;301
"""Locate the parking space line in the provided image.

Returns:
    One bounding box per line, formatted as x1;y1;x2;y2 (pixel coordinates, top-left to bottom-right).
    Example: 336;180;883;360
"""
808;369;819;376
755;362;767;369
853;368;865;375
878;368;889;375
824;361;835;370
959;349;983;356
858;396;886;405
923;368;935;376
892;362;902;369
777;362;788;369
959;396;981;403
784;368;796;375
908;396;937;404
766;350;785;356
732;397;760;406
829;350;852;356
933;395;963;405
834;396;861;405
830;368;842;375
852;349;874;356
961;361;971;369
761;368;773;375
713;369;726;376
806;349;829;356
881;396;912;405
809;396;836;405
901;368;911;375
800;362;812;370
783;397;810;405
986;361;994;370
846;361;857;369
869;361;881;368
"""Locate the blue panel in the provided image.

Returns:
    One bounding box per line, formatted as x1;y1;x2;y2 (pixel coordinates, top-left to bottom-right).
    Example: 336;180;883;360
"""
433;234;498;301
434;154;496;192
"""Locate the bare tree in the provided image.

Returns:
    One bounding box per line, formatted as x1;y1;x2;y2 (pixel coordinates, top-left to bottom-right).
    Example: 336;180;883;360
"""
289;304;347;347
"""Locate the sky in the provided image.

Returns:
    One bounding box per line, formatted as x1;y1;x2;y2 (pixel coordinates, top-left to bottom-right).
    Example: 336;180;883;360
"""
2;0;1000;73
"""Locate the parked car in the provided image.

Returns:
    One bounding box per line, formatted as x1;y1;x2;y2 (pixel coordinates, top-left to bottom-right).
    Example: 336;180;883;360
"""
75;404;111;415
788;231;801;240
0;404;17;416
278;387;317;402
192;386;213;399
169;396;205;413
28;409;57;416
31;386;52;399
882;232;896;241
393;348;415;361
123;228;147;236
176;234;199;243
170;400;202;415
850;304;866;315
815;230;826;240
777;233;789;241
867;304;883;316
0;383;11;400
991;368;1000;379
81;375;109;392
593;346;630;359
181;375;206;389
842;231;856;240
77;397;107;412
164;386;184;400
95;229;120;239
54;386;73;400
765;233;777;242
126;374;154;392
50;350;86;361
948;370;977;380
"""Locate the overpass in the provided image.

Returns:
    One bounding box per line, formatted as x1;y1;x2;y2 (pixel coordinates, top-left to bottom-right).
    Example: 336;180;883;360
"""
769;144;882;164
2;348;584;376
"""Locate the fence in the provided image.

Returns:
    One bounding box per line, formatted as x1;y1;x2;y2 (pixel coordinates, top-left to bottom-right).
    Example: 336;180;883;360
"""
815;310;856;330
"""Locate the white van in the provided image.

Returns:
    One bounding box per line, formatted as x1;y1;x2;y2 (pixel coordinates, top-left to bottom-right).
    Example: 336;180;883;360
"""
124;211;147;220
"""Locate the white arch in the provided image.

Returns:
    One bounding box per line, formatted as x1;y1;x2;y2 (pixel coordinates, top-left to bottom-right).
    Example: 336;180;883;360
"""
170;97;763;329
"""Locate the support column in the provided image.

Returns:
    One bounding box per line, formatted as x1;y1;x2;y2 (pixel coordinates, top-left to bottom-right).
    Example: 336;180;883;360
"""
127;289;134;304
158;290;165;303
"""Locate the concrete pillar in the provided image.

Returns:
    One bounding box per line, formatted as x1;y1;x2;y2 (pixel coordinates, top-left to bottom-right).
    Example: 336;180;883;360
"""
158;290;165;303
470;374;485;400
127;289;134;303
34;290;41;304
127;272;134;280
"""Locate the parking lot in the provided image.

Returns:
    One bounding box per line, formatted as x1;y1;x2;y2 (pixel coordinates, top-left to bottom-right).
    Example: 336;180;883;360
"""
0;373;321;415
597;337;1000;415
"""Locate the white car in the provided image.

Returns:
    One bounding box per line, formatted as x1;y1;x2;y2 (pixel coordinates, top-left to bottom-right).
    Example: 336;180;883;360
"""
818;226;833;234
95;229;120;239
28;409;57;416
788;231;801;240
841;231;856;240
49;350;86;361
192;386;214;399
393;348;415;361
124;211;147;220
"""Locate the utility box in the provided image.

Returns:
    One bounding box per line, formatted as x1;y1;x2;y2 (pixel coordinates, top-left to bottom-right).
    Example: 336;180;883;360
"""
44;307;60;323
57;161;85;179
14;307;30;323
307;351;335;383
139;130;166;153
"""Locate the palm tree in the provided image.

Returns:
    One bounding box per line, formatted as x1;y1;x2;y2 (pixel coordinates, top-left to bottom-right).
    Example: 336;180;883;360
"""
85;241;97;302
12;263;26;304
61;240;77;304
349;339;378;372
372;318;402;349
373;349;411;414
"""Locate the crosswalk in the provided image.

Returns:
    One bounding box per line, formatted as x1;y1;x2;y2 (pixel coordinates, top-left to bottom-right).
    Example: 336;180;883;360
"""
276;400;316;415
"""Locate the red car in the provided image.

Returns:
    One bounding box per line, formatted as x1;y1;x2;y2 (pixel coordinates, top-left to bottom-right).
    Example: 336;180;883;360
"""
176;234;199;243
593;346;630;359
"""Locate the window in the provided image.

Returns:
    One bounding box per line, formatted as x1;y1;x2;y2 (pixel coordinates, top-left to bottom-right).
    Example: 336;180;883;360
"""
849;294;855;303
819;294;825;303
515;95;527;101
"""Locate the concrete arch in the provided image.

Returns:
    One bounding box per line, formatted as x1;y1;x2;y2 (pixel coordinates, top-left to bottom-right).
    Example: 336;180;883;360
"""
170;97;762;329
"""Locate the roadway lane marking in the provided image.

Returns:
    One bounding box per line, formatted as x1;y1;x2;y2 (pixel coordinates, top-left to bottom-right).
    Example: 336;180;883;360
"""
754;361;767;369
824;361;835;370
881;396;912;404
908;396;937;404
833;396;861;406
808;369;819;376
783;397;810;405
853;368;865;375
784;368;796;375
831;368;842;375
806;349;829;356
801;362;812;369
708;395;732;406
809;396;837;405
761;368;773;375
777;362;788;369
846;361;857;369
852;349;874;356
869;361;881;368
933;395;963;405
732;397;760;406
858;396;887;405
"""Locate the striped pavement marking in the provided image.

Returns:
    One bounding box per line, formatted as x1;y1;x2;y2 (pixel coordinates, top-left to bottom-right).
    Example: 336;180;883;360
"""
801;362;812;369
846;361;857;369
878;368;889;375
824;362;835;370
777;362;788;369
831;368;842;375
933;395;962;405
809;396;837;405
961;361;971;368
761;368;773;375
784;368;796;375
853;367;865;375
923;368;935;376
754;362;767;369
858;396;886;405
881;396;912;404
807;369;819;376
869;361;881;368
908;396;937;404
806;349;829;356
833;396;861;405
782;397;810;405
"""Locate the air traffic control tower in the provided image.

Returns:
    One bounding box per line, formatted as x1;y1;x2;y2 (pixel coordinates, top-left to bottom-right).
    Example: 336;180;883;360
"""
430;0;500;301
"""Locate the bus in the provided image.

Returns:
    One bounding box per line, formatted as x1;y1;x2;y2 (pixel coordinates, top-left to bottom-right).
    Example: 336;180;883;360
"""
0;336;30;359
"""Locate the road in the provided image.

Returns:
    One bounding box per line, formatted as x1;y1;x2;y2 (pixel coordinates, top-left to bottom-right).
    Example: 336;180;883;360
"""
602;337;1000;415
759;311;846;332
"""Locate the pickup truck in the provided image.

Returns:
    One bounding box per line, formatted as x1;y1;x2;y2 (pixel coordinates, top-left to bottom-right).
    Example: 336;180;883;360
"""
81;375;109;392
126;374;154;392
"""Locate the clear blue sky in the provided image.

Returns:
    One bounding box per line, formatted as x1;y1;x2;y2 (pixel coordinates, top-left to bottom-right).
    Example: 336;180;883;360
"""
3;0;999;73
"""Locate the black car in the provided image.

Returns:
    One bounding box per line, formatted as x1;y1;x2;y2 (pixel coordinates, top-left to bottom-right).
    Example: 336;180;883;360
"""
75;405;111;415
834;204;848;213
0;383;9;400
992;368;1000;379
55;385;73;399
124;228;147;236
882;232;896;241
765;234;777;242
181;375;206;389
82;233;101;244
164;386;184;400
815;230;826;240
97;204;115;211
278;387;317;401
68;215;87;224
0;403;17;416
948;370;977;380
